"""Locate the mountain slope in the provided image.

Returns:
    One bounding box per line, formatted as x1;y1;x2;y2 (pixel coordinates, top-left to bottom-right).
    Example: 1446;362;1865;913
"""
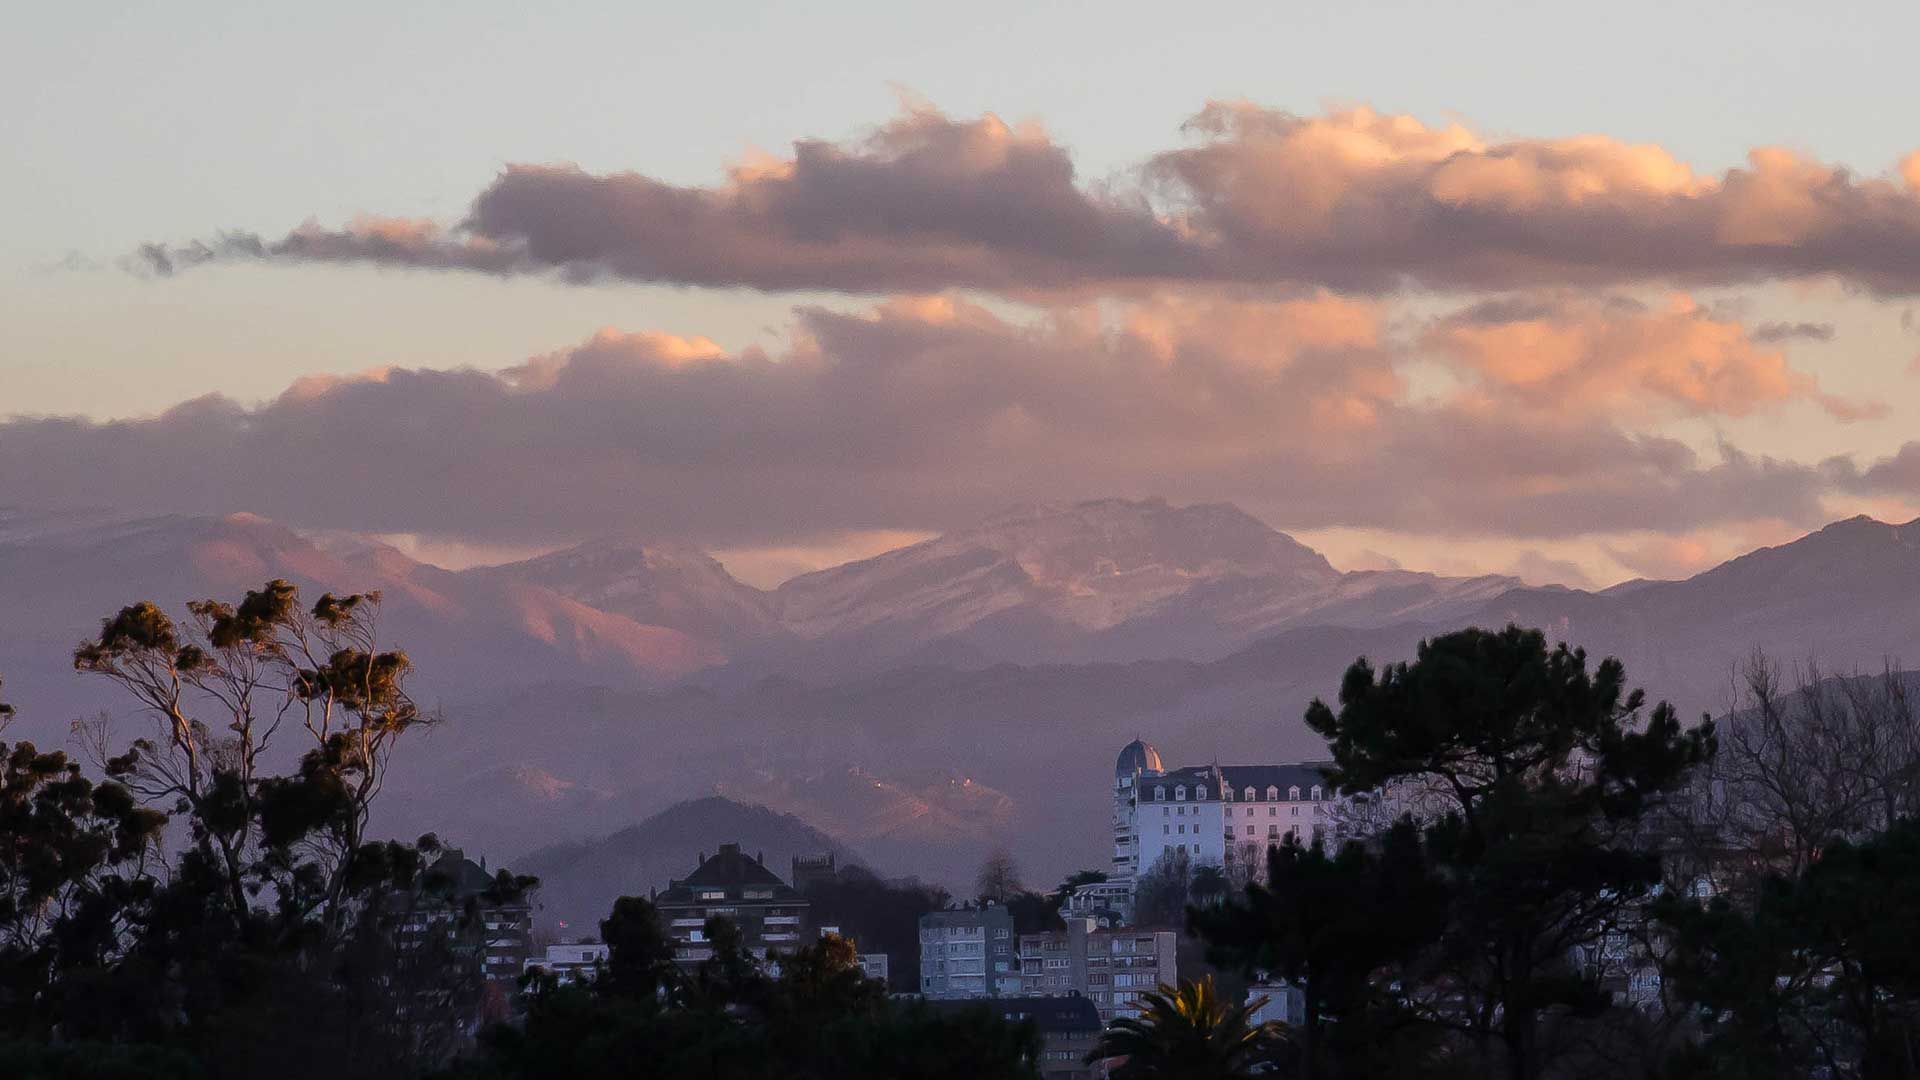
463;538;784;646
1461;515;1920;703
769;498;1347;667
0;512;725;734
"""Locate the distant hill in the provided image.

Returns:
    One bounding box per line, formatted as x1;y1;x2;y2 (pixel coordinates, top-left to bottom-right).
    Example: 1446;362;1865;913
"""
512;796;861;935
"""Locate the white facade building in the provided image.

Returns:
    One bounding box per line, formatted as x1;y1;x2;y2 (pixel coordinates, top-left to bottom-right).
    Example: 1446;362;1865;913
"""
1112;740;1345;892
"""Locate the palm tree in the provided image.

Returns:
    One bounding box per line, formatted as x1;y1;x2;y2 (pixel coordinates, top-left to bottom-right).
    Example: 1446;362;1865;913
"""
1088;975;1282;1079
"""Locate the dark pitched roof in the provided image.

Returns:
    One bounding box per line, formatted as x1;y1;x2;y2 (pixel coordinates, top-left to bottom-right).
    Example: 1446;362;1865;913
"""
1218;763;1335;795
1136;762;1335;801
656;842;804;906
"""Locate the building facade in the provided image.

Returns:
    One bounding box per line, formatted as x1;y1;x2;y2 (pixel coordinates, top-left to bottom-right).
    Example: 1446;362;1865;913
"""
1113;740;1343;890
525;942;610;986
929;995;1105;1080
654;842;810;968
1019;918;1178;1024
918;905;1022;998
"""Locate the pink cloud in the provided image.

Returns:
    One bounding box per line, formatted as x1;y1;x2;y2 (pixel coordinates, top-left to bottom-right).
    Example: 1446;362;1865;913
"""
131;103;1920;296
0;293;1853;548
1422;292;1879;421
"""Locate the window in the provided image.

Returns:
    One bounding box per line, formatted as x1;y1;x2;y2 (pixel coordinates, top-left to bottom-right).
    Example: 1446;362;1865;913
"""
1163;825;1170;835
1221;786;1233;801
1244;807;1253;818
1310;785;1322;800
1292;806;1300;817
1177;824;1186;834
1196;785;1208;799
1174;785;1186;801
1268;825;1280;838
1268;806;1277;817
1265;786;1279;800
699;890;727;901
1289;786;1301;800
1245;825;1254;835
1244;786;1255;801
1154;786;1165;801
1176;806;1185;816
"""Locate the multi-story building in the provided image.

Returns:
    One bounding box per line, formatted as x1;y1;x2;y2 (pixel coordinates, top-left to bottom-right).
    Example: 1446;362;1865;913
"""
918;905;1022;998
1019;918;1177;1024
1113;740;1343;888
654;842;810;968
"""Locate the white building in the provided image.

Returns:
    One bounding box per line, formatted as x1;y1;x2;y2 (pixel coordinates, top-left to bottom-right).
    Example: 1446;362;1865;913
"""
525;942;609;985
1112;740;1345;890
1246;979;1305;1027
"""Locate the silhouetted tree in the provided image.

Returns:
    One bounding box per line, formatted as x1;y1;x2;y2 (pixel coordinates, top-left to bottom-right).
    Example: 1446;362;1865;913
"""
1660;815;1920;1079
597;894;679;1008
0;702;166;1037
1134;848;1192;928
1306;625;1714;1080
1666;652;1920;900
1;583;528;1080
799;864;948;991
975;849;1024;905
1191;824;1449;1080
73;580;429;940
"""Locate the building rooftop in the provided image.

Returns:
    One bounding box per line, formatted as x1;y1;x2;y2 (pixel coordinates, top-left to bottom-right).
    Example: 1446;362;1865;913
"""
1135;762;1335;801
656;842;804;906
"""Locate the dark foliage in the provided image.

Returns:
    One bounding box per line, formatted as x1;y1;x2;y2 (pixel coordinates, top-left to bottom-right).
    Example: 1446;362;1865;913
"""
798;864;949;990
445;908;1040;1080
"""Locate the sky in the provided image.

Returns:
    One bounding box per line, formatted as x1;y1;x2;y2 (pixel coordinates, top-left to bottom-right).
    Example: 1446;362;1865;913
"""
6;0;1920;587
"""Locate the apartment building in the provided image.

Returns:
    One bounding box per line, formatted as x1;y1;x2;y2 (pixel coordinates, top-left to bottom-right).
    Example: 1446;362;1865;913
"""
918;905;1022;998
1019;917;1177;1023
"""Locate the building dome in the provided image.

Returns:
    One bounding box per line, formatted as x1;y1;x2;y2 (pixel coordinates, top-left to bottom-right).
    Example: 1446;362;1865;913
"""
1115;739;1164;777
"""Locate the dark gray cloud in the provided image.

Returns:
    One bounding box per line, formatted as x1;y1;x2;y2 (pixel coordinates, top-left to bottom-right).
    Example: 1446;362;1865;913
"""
1750;321;1837;343
131;103;1920;296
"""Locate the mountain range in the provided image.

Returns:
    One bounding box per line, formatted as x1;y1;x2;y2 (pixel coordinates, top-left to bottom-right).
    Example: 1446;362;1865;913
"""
3;499;1917;889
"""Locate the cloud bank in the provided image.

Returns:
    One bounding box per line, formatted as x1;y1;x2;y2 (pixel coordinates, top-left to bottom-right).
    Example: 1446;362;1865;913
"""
1;292;1888;549
132;103;1920;295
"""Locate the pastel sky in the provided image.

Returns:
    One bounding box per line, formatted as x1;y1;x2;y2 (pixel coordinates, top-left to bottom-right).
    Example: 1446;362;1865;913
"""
7;0;1920;586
